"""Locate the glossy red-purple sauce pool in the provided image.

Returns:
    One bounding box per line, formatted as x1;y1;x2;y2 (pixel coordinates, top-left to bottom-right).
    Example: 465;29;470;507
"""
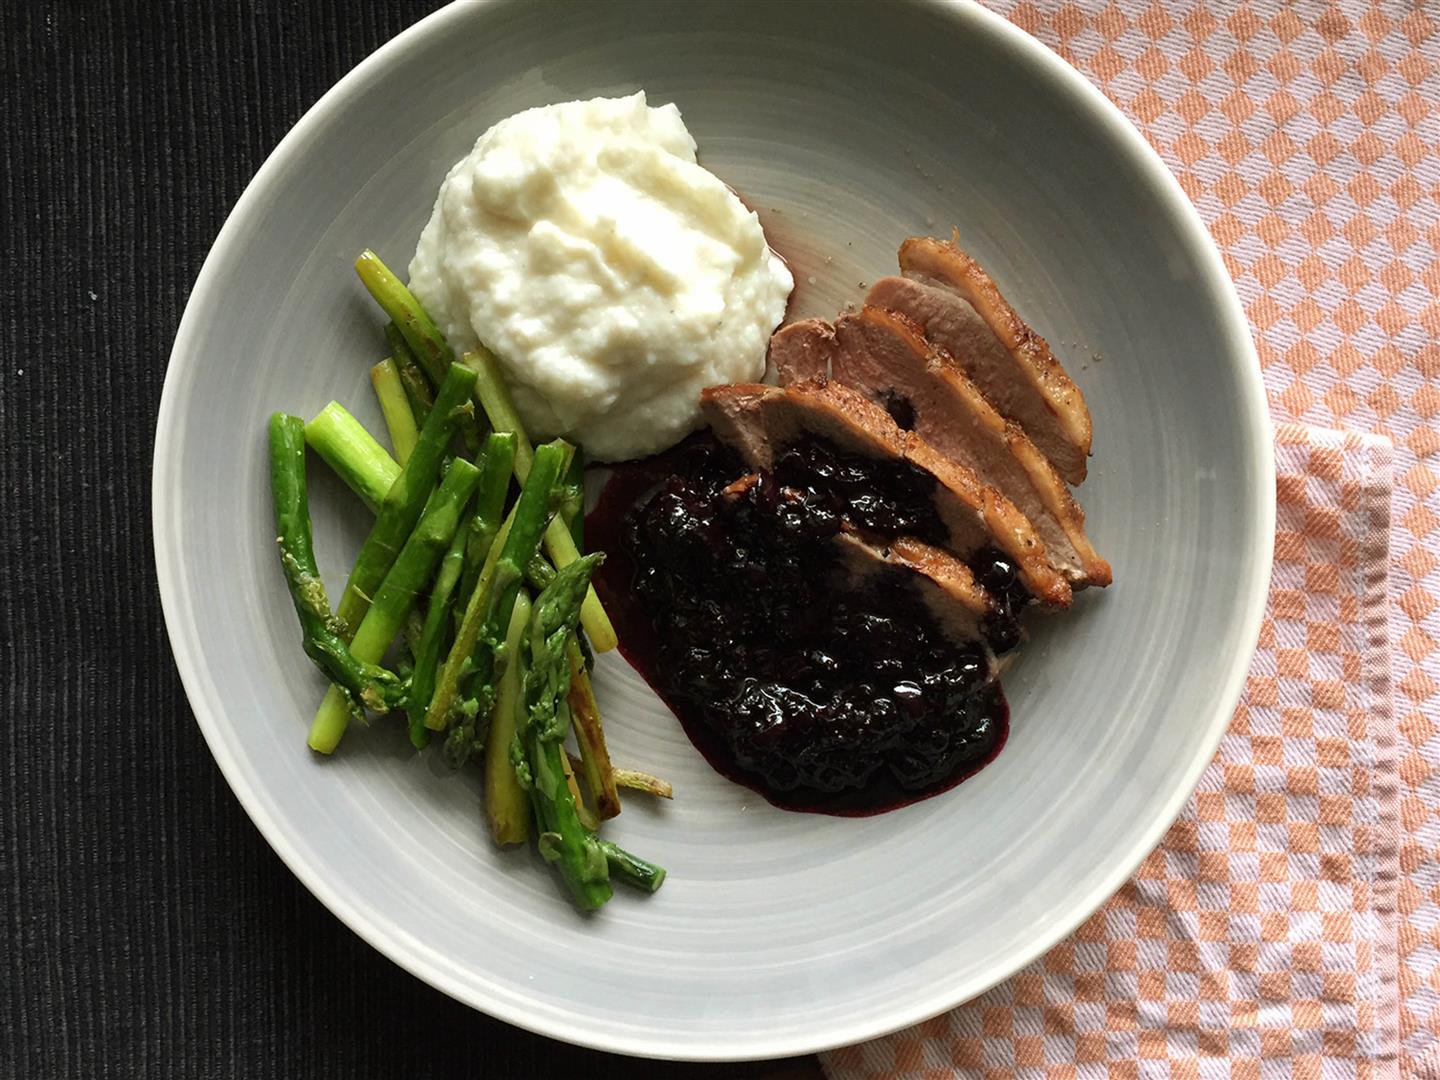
587;438;1009;817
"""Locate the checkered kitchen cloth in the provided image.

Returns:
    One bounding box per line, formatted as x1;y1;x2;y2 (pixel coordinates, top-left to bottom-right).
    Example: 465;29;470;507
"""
824;425;1398;1077
824;1;1440;1073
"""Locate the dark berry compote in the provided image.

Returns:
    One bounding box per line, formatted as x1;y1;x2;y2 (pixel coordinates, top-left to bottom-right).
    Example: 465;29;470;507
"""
588;434;1022;815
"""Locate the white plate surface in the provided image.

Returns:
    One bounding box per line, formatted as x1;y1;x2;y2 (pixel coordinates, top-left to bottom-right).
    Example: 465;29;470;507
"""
154;0;1274;1060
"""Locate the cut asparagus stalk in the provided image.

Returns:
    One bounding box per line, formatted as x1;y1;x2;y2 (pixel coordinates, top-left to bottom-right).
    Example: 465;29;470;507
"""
405;517;471;750
268;413;404;713
567;757;675;800
370;359;419;464
447;443;572;758
385;322;434;425
333;362;478;636
612;768;674;800
567;639;620;819
563;445;585;549
398;362;435;426
597;839;667;893
468;344;535;475
308;457;481;753
303;401;400;514
467;347;617;652
458;432;517;612
357;251;453;386
515;554;614;910
427;440;569;763
355;251;481;448
559;733;600;832
526;562;617;815
485;591;532;846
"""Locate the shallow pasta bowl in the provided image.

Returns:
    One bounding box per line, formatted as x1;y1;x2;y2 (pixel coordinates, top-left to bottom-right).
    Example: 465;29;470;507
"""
153;0;1273;1060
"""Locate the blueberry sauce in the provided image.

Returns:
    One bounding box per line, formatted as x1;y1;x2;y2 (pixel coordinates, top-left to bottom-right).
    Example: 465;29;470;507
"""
589;434;1014;816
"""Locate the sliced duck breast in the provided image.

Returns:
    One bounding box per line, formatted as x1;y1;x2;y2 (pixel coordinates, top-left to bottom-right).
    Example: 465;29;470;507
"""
870;235;1091;485
823;305;1111;588
831;529;997;652
699;379;1072;607
768;318;835;383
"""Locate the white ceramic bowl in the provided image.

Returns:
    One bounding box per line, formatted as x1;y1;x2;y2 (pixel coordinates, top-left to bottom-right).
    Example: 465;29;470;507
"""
154;0;1273;1061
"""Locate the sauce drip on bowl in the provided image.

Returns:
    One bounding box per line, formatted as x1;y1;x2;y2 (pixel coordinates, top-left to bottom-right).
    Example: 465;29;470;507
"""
588;435;1009;816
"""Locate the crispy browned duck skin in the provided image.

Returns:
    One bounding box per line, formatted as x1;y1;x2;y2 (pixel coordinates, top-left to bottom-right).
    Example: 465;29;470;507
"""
878;234;1093;486
700;379;1073;608
772;307;1110;589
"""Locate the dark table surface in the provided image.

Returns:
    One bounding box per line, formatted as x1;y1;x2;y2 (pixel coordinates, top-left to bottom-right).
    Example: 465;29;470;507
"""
2;3;822;1076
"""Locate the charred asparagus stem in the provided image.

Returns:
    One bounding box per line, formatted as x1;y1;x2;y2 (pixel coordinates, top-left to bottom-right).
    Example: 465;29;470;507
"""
515;555;613;910
269;413;404;713
370;359;419;464
308;457;481;753
426;440;569;763
333;362;478;635
566;640;621;819
485;590;533;846
303;401;400;514
611;768;674;800
522;559;619;817
567;755;674;800
467;347;618;653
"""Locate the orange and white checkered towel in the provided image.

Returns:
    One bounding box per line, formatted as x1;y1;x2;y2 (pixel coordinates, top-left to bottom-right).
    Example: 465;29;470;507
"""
823;424;1398;1078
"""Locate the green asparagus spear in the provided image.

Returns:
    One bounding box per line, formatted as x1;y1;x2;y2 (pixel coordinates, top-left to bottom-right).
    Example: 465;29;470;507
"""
560;750;600;832
370;359;419;465
356;253;482;448
334;362;478;636
596;839;667;893
453;439;573;722
303;401;400;514
386;323;434;425
457;432;517;612
308;457;481;753
426;440;569;762
398;362;435;426
519;556;617;816
524;553;556;593
405;517;471;750
466;348;617;652
268;413;404;713
562;445;585;549
515;554;613;910
485;591;533;846
468;345;535;474
357;252;453;386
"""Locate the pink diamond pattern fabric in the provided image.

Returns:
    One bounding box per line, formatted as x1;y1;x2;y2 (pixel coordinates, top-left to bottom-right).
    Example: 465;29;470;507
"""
823;0;1440;1071
825;425;1398;1077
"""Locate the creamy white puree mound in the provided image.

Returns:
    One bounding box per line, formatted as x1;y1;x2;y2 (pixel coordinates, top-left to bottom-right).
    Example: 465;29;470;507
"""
408;92;793;461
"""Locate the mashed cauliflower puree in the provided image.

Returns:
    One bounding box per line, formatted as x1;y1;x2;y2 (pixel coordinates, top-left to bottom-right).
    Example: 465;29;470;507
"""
408;93;793;461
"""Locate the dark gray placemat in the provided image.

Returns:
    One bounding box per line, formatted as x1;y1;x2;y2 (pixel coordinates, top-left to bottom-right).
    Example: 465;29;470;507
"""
0;4;817;1076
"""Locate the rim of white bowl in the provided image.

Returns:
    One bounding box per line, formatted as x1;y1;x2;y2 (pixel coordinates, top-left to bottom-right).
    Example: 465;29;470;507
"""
154;0;1275;1061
